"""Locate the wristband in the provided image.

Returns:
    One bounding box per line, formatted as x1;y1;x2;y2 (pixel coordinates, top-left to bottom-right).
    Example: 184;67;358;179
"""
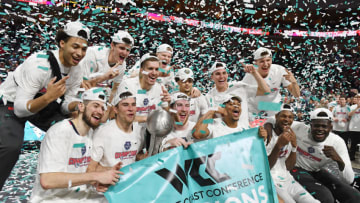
68;179;72;188
291;146;298;153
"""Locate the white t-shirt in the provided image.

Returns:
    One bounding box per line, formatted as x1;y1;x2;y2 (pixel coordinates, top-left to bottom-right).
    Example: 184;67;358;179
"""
291;122;354;184
207;118;250;139
91;120;144;167
349;105;360;132
0;50;82;117
242;64;291;117
81;46;126;84
187;94;208;122
332;105;351;132
266;130;294;183
205;81;257;124
30;119;104;203
160;121;196;152
117;77;163;118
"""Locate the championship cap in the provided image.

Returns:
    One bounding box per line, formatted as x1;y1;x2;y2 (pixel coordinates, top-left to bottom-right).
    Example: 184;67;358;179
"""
156;44;173;55
170;92;190;105
112;90;135;106
111;30;134;46
253;47;272;60
63;21;90;41
209;61;226;75
279;103;295;114
175;68;194;82
222;94;242;104
310;108;333;121
140;53;159;67
82;87;107;104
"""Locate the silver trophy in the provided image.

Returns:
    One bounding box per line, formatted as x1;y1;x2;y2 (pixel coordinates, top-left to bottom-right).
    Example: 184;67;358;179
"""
146;109;174;155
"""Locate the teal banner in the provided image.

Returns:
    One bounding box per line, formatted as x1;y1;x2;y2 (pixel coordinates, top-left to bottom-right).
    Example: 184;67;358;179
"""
105;127;278;203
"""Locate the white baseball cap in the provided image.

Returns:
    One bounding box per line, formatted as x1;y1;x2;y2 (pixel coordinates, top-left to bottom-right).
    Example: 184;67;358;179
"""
111;30;134;47
170;92;190;105
279;103;295;114
310;108;333;121
156;44;173;55
82;87;107;104
112;90;135;106
140;53;159;67
63;21;90;41
222;94;242;104
209;61;226;75
175;68;194;82
253;47;272;60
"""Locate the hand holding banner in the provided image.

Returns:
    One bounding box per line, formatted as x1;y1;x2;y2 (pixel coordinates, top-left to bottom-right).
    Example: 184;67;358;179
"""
105;127;278;203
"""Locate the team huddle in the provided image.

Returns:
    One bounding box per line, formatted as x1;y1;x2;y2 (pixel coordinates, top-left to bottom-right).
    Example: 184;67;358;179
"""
0;21;359;203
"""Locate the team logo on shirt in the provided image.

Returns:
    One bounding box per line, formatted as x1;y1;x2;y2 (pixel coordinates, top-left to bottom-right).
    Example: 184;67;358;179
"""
143;98;149;105
81;146;86;156
307;147;315;153
124;141;131;150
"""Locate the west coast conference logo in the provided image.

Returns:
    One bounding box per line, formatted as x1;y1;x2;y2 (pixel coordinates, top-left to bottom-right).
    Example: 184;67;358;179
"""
155;152;230;194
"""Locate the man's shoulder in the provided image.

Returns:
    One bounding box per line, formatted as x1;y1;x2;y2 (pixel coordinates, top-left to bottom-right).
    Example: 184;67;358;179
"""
326;132;347;145
22;51;52;70
271;64;286;70
119;77;139;91
46;119;73;137
95;120;117;133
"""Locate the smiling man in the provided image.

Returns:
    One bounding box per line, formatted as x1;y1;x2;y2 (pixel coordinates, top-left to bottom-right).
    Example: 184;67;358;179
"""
290;108;359;203
160;92;195;152
193;94;267;140
30;88;121;202
266;104;319;203
117;53;171;124
87;90;145;179
0;21;90;190
242;47;300;119
127;44;176;88
175;68;208;122
81;30;134;100
206;61;270;125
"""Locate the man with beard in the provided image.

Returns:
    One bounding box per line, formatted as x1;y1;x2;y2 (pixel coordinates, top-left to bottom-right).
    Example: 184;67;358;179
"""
174;68;208;122
266;104;319;203
160;92;195;152
30;88;122;202
193;94;267;140
290;108;359;203
0;21;90;190
81;30;134;101
205;61;270;125
88;90;146;179
242;47;300;119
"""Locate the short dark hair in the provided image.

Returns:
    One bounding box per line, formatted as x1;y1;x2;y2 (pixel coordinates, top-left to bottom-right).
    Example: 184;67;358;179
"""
260;51;270;57
112;37;132;46
77;30;88;40
115;91;134;107
215;63;224;68
140;55;159;69
55;29;71;46
316;112;329;117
